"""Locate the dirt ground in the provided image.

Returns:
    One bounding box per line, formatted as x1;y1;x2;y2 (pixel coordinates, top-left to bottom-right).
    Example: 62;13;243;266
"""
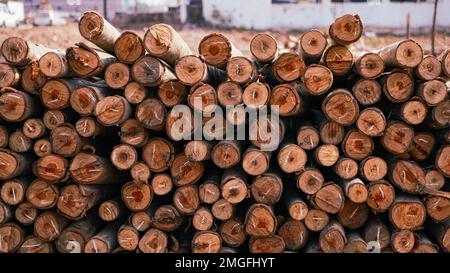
0;23;449;57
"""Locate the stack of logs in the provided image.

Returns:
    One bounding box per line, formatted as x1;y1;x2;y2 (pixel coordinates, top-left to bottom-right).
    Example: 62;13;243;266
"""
0;11;449;253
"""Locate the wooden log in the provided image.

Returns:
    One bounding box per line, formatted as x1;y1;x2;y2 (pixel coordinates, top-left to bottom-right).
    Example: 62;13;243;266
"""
0;88;39;122
135;97;166;131
425;195;450;223
117;225;139;251
412;232;439;253
211;140;242;169
353;52;384;79
50;124;85;157
75;117;106;138
296;126;320;151
15;202;38;226
217;81;242;107
98;198;126;222
34;210;70;242
114;31;145;64
66;43;117;78
301;64;333;96
8;130;32;153
352;78;382;106
304;209;329;232
242;81;271;109
118;119;148;148
184;140;212;162
220;168;248;204
343;233;368;253
322;45;354;76
269;83;303;116
381;121;415;155
436;145;450;177
322;89;359;126
342;129;374;161
390;229;415;253
137;228;168;253
78;11;121;54
250;33;278;64
19;235;53;253
249;114;285;151
329;14;363;45
33;138;52;157
424;169;445;191
21;61;47;94
58;184;116;220
0;125;8;148
142;138;175;173
124;82;148;105
198;33;242;69
338;178;368;204
363;217;391;250
319;221;347;253
297;168;324;195
70;85;106;116
245;203;277;236
95;95;132;126
44;109;76;131
171;153;204;186
278;219;309;251
427;100;450;129
105;63;130;89
0;149;31;180
378;39;423;68
192;231;222;253
415;55;442;80
337;200;369;229
1;37;54;67
130;162;151;184
174;55;224;87
320;121;345;145
0;63;20;88
121;181;153;212
270;52;306;82
34;154;68;183
150;173;172;196
277;143;307;173
152;204;184;232
84;221;122;253
382;70;414;103
389;160;425;194
410;131;436;161
311;182;345;214
0;200;12;225
359;156;388;182
110;144;137;171
356;107;386;137
283;185;308;221
192;206;214;231
187;83;218;114
157;80;187;108
248;172;282;204
26;179;59;209
334;157;358;180
22;118;46;139
298;30;328;64
69;152;117;184
249;235;285;253
219;218;246;248
38;50;72;78
389;195;426;230
416;79;447;106
0;223;25;253
396;98;428;125
131;55;176;87
173;185;200;215
55;212;102;253
226;56;258;84
314;144;340;167
437;48;450;77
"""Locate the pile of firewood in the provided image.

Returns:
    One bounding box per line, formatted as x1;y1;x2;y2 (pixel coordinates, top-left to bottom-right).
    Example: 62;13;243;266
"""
0;12;448;253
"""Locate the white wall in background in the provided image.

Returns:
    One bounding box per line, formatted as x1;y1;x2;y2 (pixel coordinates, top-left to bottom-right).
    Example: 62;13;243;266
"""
202;0;450;30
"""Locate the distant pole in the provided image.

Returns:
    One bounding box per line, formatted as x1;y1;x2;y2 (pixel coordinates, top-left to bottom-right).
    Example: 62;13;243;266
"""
431;0;438;56
406;13;410;39
103;0;108;20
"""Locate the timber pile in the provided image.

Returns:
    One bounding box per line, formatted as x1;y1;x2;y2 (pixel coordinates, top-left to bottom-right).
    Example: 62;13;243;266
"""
0;11;449;253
